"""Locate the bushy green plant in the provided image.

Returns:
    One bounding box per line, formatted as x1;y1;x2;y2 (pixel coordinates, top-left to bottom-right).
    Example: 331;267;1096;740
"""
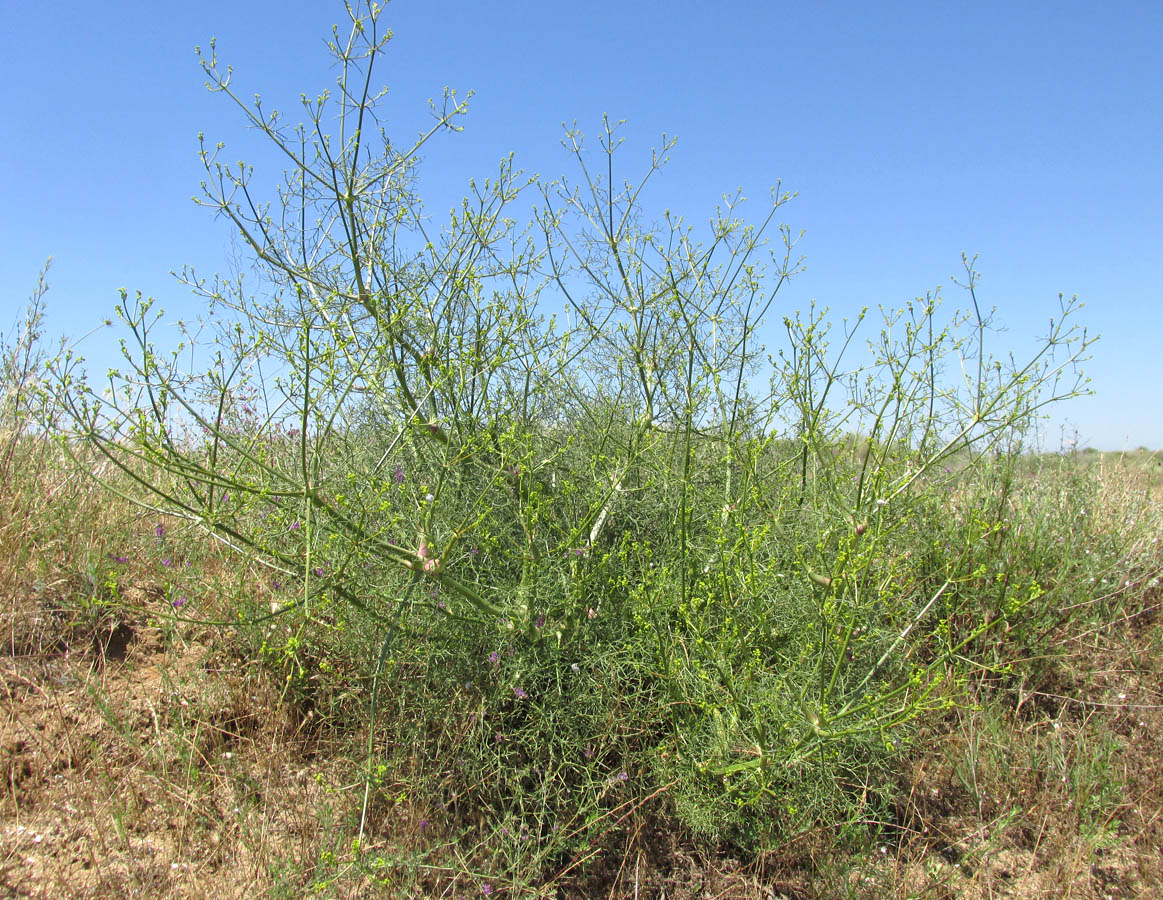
49;0;1097;868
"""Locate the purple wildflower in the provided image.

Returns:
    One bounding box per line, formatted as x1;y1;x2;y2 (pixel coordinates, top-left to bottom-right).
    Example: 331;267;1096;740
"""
172;596;188;609
488;651;500;665
110;555;129;564
290;521;301;531
312;567;324;577
154;523;165;543
514;687;528;700
534;614;545;630
481;884;493;896
161;558;173;567
493;733;503;743
393;465;405;484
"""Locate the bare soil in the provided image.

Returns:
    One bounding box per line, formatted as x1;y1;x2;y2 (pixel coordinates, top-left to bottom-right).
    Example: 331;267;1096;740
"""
2;592;342;899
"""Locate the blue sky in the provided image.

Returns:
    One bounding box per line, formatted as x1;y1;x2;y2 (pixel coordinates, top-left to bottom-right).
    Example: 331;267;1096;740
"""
3;1;1160;449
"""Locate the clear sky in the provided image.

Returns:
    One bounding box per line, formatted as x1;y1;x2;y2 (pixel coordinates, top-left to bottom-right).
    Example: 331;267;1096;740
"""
3;1;1160;450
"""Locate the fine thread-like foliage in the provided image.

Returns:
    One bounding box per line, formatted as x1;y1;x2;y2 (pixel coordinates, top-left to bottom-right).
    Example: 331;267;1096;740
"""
43;0;1105;873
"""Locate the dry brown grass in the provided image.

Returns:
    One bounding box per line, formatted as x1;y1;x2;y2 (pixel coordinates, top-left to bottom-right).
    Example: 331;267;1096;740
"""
0;440;351;897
